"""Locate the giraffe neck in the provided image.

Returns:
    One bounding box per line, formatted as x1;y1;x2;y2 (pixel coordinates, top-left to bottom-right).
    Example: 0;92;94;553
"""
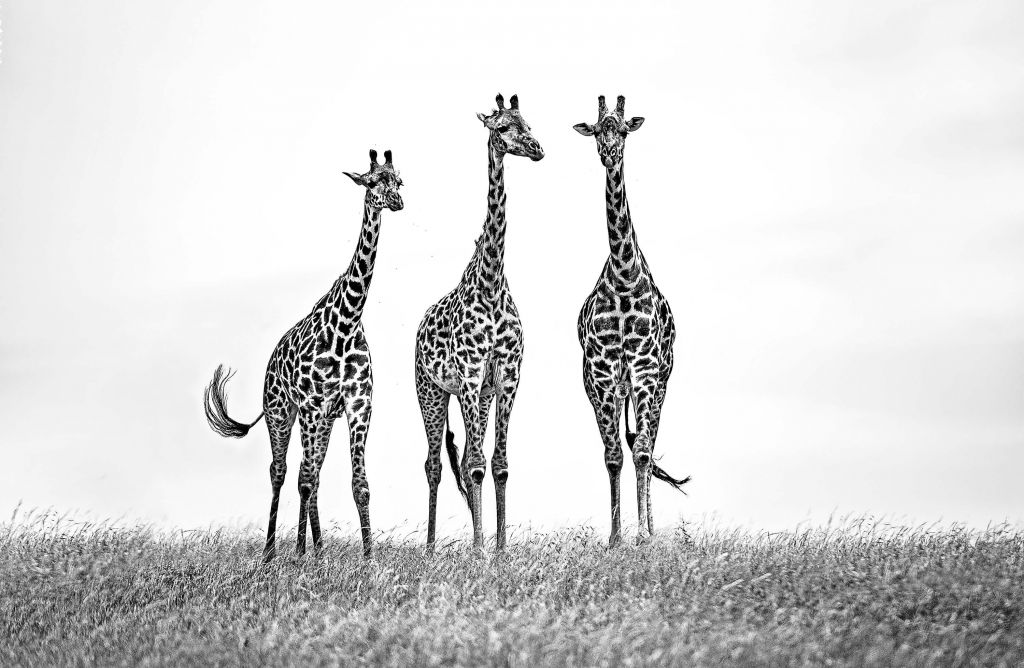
325;200;382;320
473;144;507;293
604;159;641;285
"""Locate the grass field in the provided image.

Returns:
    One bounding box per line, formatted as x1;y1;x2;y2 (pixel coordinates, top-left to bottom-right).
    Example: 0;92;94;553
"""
2;513;1022;666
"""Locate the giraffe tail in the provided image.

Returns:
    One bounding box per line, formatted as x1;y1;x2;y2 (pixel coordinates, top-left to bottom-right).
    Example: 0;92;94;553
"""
444;414;471;509
625;397;691;494
204;364;265;438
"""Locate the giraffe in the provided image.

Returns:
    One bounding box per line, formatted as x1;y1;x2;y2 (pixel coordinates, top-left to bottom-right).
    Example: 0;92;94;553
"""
202;149;403;561
415;93;544;551
573;95;690;547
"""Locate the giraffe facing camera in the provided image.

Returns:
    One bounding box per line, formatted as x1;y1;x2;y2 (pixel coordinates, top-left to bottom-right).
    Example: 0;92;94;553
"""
574;95;690;547
573;95;645;168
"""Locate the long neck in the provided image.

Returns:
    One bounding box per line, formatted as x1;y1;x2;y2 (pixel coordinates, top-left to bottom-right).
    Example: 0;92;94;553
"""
474;144;507;291
326;200;382;320
604;159;641;285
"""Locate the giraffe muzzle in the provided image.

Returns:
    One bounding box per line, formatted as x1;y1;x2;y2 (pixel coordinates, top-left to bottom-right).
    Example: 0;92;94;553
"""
525;140;545;161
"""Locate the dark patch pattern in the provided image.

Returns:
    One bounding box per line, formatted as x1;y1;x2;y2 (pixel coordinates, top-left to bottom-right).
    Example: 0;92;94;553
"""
574;96;688;547
204;150;403;561
415;94;543;551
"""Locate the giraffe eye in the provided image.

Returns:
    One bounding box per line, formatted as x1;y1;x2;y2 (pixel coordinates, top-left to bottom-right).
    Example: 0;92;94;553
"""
497;124;511;133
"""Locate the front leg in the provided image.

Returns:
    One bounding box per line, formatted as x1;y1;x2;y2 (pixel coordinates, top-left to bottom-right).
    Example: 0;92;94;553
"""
457;375;487;548
584;371;625;547
492;380;519;551
344;395;373;558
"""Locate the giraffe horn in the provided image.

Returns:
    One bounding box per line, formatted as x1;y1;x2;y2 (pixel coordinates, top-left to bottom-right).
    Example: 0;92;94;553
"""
495;93;505;110
616;95;626;115
369;149;378;165
598;95;607;116
510;94;519;110
384;149;393;164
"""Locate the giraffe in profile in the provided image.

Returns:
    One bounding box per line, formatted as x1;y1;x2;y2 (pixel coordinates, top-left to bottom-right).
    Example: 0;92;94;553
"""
203;149;404;561
415;93;544;551
574;96;690;546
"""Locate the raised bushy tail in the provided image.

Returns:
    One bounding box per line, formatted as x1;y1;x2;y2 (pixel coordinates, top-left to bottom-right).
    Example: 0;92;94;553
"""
625;398;692;493
443;414;471;510
204;364;264;438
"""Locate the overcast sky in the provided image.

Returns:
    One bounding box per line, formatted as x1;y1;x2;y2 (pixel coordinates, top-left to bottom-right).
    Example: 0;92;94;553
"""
1;0;1022;538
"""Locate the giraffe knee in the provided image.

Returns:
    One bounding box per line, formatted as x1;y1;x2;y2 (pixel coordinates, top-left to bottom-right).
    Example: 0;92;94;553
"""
632;434;652;468
604;447;623;473
424;459;442;486
352;484;370;507
466;450;486;485
298;471;316;498
492;466;508;484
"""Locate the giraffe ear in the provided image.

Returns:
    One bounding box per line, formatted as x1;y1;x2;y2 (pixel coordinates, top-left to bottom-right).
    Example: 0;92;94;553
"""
477;111;496;129
573;123;595;137
625;117;645;132
343;171;367;187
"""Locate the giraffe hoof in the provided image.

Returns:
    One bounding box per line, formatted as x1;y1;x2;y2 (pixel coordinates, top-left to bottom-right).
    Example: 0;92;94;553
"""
608;534;622;548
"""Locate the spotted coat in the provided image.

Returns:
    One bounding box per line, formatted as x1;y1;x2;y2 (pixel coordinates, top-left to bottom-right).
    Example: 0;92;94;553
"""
415;94;543;550
574;96;689;547
204;150;403;560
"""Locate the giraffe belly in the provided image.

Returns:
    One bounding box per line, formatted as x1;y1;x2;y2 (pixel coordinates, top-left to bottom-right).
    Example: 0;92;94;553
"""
430;358;501;397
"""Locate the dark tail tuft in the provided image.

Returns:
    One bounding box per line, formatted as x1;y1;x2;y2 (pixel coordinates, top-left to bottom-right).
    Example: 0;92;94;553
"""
625;396;691;494
652;465;692;494
444;415;470;509
204;364;264;438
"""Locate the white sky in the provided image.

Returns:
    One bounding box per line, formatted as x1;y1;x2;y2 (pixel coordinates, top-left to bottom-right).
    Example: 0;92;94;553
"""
1;0;1022;537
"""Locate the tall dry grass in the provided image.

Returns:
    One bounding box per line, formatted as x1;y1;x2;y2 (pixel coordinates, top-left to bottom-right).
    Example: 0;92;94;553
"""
2;511;1022;666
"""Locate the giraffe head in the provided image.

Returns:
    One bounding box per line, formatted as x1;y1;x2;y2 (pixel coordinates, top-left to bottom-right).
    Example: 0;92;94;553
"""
573;95;645;168
343;149;404;211
476;93;545;161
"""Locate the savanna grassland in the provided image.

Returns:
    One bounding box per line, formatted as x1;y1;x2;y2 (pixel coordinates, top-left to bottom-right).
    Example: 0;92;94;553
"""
2;513;1022;667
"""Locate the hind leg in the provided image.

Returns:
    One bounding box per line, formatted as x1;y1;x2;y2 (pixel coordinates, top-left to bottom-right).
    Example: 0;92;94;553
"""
416;363;449;550
645;384;668;536
296;414;333;557
628;367;660;544
263;407;296;562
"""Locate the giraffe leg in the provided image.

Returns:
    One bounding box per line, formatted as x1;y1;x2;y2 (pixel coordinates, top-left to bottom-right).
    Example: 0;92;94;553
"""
492;384;518;552
263;407;296;562
296;415;332;558
587;379;625;547
306;421;334;554
416;363;449;551
629;369;661;545
458;388;487;548
344;395;373;558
